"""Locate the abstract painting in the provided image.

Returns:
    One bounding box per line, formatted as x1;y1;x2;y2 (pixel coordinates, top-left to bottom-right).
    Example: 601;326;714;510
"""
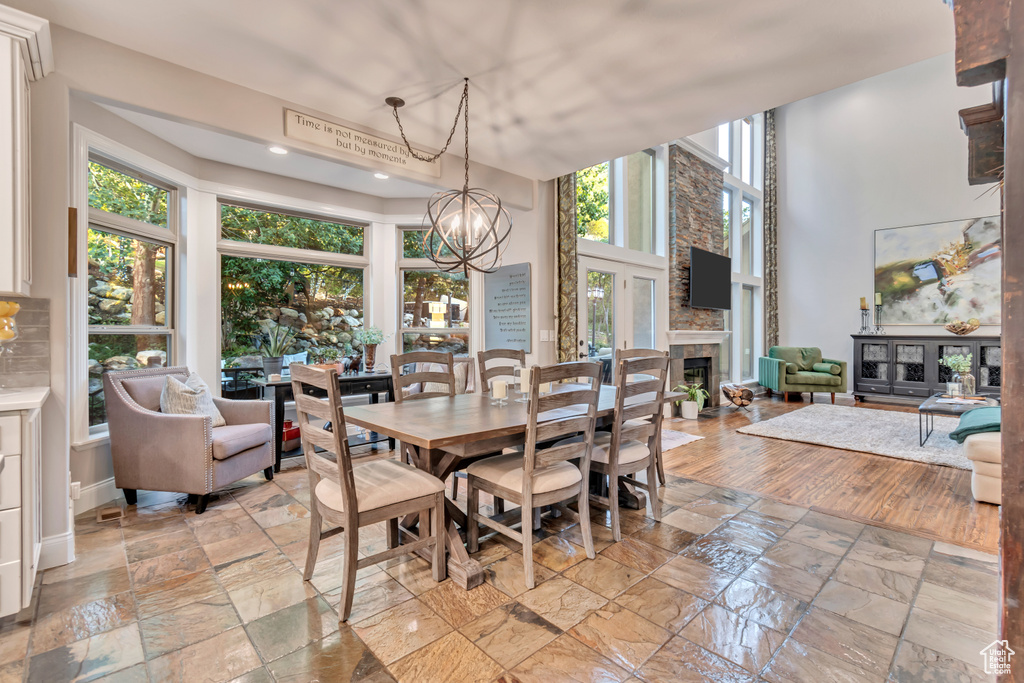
874;216;1001;325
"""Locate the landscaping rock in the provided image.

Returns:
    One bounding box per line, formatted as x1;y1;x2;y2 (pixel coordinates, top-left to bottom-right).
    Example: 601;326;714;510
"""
98;299;127;314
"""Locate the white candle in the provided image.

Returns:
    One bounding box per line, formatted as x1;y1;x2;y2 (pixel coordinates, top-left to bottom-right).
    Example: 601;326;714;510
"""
492;380;507;399
520;367;531;393
540;382;551;394
875;292;882;306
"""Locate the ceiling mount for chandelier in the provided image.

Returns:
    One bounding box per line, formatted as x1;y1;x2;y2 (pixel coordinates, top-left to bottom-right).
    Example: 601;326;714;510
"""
387;78;512;275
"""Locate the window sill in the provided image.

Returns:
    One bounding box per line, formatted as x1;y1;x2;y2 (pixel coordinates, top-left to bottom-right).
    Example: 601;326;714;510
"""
72;431;110;452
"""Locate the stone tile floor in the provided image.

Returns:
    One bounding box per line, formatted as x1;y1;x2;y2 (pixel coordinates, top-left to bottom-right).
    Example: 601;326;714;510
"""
0;455;1000;682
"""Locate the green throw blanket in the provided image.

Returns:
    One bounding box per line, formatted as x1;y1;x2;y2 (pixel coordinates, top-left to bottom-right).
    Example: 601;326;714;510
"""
949;406;1001;444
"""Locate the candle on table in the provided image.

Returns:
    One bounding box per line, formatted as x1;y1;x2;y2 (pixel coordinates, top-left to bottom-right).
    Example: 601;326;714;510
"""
520;367;531;393
540;382;551;394
492;380;507;399
860;297;867;310
875;293;882;306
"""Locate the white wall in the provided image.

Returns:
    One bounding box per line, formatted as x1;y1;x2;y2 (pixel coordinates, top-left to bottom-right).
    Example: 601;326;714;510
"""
31;28;557;563
775;52;1000;371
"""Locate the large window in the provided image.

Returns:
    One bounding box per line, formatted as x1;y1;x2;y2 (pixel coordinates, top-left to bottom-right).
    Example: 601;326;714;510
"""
86;159;176;429
717;115;764;385
398;228;471;356
576;150;659;254
219;204;367;367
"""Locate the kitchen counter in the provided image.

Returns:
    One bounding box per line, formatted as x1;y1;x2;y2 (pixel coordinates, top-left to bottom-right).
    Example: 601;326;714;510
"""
0;387;49;412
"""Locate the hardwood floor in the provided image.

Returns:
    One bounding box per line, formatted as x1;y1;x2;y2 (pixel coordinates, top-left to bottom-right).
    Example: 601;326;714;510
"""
661;395;1000;553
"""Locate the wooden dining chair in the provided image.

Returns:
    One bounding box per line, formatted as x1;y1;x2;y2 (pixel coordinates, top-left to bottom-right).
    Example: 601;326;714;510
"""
291;364;446;622
466;361;601;589
560;355;668;541
391;350;456;402
614;347;669;485
477;348;526;393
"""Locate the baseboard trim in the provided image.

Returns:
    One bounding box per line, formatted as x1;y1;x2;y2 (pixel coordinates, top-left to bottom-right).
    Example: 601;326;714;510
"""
40;531;75;570
74;476;119;516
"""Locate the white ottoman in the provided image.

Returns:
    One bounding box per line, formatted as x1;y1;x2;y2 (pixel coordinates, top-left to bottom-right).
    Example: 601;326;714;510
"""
965;431;1002;505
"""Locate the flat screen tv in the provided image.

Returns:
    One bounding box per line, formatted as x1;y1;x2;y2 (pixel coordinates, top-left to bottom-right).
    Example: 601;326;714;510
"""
689;247;731;310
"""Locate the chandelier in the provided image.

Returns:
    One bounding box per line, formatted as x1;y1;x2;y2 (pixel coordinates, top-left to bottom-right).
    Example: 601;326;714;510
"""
386;78;512;275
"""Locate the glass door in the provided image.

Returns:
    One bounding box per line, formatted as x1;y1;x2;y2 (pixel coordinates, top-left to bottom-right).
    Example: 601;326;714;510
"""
578;257;664;383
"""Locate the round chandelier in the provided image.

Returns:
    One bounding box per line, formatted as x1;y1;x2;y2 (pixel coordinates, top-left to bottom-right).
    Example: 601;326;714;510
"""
387;78;512;275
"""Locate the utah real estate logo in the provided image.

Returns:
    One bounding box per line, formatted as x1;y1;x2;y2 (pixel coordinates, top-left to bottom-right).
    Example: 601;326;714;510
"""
980;640;1014;676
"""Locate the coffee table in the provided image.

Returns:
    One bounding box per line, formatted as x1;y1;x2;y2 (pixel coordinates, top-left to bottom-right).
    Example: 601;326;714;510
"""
918;393;1000;446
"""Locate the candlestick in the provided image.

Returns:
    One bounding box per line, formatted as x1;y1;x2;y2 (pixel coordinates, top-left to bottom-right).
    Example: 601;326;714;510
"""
873;303;885;335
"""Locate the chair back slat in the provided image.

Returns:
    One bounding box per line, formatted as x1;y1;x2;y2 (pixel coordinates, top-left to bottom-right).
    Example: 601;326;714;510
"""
522;361;602;488
535;440;589;469
606;355;669;467
290;365;359;520
391;351;456;403
477;349;526;393
293;393;334;423
614;348;667;364
622;378;663;399
535;415;592;445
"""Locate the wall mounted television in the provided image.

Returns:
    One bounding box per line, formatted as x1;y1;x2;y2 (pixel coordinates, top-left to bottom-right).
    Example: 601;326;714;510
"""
689;247;731;310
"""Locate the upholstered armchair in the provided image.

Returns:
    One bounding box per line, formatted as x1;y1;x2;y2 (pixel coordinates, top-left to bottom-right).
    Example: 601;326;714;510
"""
103;366;274;514
758;346;848;403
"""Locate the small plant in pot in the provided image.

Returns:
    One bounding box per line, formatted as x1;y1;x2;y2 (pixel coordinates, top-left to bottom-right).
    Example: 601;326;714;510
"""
352;326;391;373
257;325;297;377
674;381;710;420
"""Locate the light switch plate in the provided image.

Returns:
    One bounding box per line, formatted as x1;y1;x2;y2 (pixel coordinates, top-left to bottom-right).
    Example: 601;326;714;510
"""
539;330;549;342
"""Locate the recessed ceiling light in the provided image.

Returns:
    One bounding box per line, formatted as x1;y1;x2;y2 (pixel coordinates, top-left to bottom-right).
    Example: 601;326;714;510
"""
267;145;288;155
374;172;389;180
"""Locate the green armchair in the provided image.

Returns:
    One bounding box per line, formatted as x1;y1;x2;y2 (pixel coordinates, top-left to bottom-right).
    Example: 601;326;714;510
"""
758;347;847;403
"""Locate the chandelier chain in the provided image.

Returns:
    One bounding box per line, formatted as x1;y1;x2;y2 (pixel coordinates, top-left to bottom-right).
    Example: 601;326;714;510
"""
390;78;470;168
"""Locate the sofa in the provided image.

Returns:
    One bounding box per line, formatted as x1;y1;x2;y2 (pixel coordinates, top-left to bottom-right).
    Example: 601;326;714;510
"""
758;347;847;403
965;432;1001;504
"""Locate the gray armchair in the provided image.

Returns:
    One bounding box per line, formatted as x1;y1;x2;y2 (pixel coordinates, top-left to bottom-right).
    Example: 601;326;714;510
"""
103;366;274;514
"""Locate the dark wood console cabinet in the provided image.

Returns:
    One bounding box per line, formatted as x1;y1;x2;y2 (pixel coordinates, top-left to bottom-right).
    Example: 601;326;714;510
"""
852;334;1002;402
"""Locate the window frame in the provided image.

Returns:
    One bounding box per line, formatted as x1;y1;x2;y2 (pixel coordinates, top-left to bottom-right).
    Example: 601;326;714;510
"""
216;200;372;366
72;131;186;446
396;226;473;356
717;115;765;386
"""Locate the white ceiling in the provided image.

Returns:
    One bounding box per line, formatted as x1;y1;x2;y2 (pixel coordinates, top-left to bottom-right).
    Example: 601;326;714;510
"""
19;0;954;180
98;103;439;199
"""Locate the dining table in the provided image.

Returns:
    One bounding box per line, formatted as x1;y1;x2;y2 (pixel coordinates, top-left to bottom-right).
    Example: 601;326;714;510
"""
343;384;681;590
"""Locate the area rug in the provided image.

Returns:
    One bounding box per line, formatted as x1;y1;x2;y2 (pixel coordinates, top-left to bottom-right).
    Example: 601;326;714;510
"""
736;404;970;469
662;429;703;451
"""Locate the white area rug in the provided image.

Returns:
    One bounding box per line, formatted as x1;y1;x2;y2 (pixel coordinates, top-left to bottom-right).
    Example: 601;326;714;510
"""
737;404;970;469
662;429;703;451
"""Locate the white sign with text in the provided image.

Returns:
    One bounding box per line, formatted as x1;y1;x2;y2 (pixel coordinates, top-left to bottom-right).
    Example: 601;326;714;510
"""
284;109;441;177
484;263;532;353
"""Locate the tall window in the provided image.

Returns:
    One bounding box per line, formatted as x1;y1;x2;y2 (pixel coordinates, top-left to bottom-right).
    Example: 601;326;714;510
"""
576;162;610;243
86;159;176;429
717;114;765;385
398;228;470;356
576;150;659;253
219;203;366;366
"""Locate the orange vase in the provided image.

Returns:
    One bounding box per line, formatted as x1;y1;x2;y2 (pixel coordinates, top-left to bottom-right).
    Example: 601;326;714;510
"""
364;344;377;373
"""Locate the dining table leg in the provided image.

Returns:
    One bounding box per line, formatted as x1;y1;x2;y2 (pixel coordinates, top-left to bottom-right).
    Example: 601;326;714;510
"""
398;444;484;590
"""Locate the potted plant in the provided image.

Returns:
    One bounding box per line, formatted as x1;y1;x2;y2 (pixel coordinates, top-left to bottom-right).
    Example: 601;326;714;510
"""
352;326;391;373
257;324;297;377
940;353;974;395
674;381;710;420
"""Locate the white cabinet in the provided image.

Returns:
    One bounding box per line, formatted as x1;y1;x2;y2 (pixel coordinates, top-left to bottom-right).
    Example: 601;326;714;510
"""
0;7;52;297
0;406;41;617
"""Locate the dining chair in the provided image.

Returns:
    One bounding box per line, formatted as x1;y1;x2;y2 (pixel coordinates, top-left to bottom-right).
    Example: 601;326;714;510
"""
477;348;526;393
391;350;456;402
614;347;670;485
291;364;446;622
466;361;602;589
391;350;456;464
560;355;668;541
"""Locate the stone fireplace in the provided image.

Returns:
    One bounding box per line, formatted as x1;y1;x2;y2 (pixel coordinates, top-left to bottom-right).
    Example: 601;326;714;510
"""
667;330;727;408
664;140;730;410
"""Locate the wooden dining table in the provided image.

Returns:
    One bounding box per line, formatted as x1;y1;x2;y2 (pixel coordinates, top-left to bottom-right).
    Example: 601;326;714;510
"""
344;384;681;590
